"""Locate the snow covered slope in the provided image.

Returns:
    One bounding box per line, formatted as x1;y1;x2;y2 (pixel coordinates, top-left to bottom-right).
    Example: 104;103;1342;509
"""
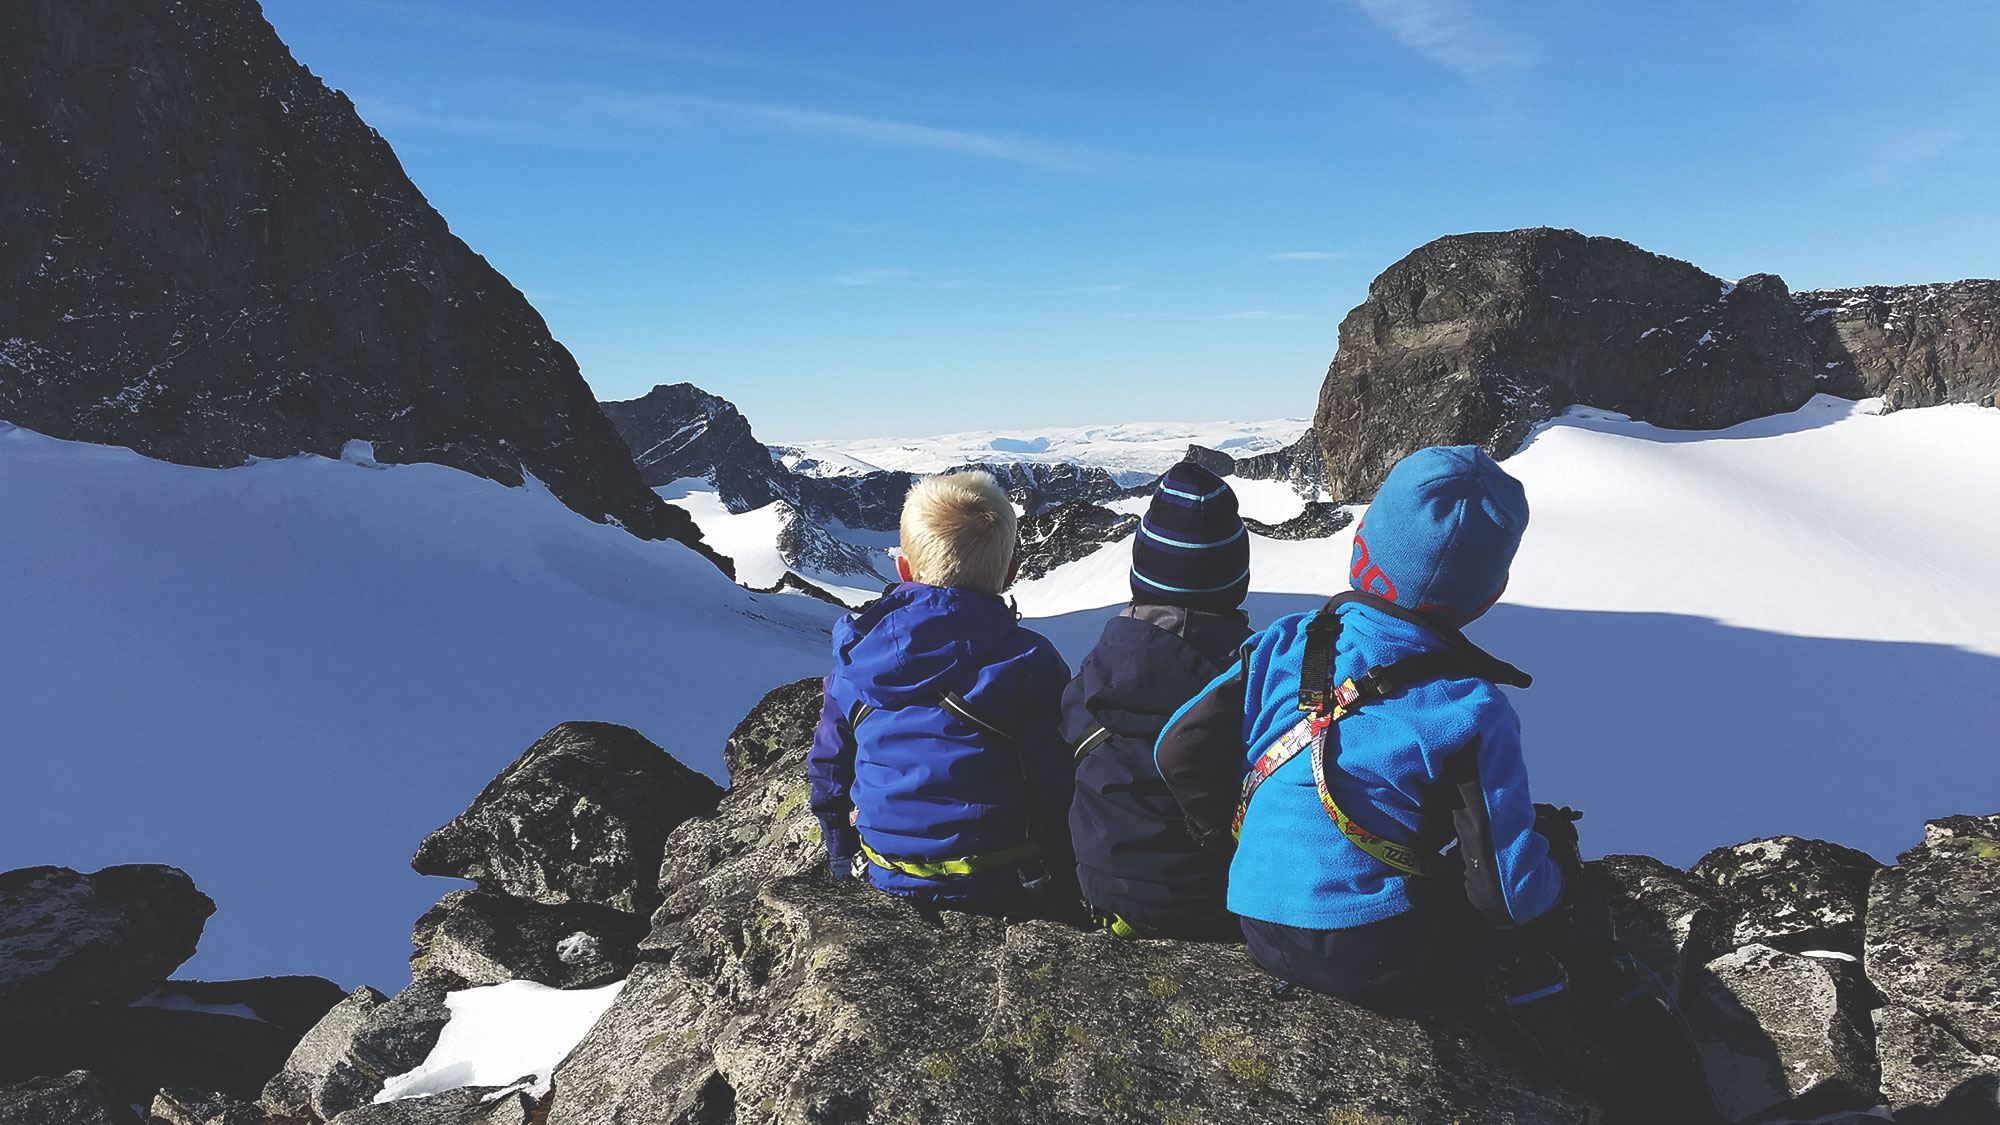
1017;397;2000;866
0;423;842;992
778;418;1308;485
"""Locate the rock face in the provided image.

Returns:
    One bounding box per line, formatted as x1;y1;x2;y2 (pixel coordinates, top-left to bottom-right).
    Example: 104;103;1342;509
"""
1684;944;1876;1122
324;1085;538;1125
262;974;467;1121
1866;814;2000;1119
544;681;1590;1125
1312;228;1998;500
603;383;1130;533
0;864;212;1013
1801;282;2000;411
0;0;700;548
410;889;643;991
147;975;349;1038
1242;501;1353;542
1692;835;1881;956
0;1003;298;1104
602;383;784;512
1015;499;1138;580
770;501;891;584
412;721;725;915
0;1070;133;1125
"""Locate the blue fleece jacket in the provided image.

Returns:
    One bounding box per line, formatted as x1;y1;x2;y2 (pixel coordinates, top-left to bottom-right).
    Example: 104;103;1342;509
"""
1155;595;1562;931
808;583;1073;902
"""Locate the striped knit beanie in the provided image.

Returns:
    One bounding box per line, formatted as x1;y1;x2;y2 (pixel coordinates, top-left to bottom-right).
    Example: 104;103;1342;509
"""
1130;462;1250;611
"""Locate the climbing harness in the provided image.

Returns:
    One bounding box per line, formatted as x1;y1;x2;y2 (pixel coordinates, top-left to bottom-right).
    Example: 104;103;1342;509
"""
1231;593;1530;880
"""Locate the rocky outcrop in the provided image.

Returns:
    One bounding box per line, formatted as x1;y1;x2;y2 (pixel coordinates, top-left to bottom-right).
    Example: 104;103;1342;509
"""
604;383;1130;533
146;975;349;1038
0;864;213;1013
410;889;643;991
544;681;1591;1125
0;1070;133;1125
1312;228;1998;500
0;0;701;548
1801;282;2000;411
1693;835;1881;956
1684;944;1877;1122
602;383;784;512
1016;500;1138;580
324;1085;539;1125
1866;814;2000;1120
771;501;890;583
412;721;725;916
149;1087;268;1125
262;974;467;1120
1243;501;1353;541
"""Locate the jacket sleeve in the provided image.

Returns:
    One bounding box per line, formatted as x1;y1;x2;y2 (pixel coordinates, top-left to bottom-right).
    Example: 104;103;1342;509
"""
1153;650;1251;855
1020;648;1078;853
807;673;860;859
1440;713;1563;926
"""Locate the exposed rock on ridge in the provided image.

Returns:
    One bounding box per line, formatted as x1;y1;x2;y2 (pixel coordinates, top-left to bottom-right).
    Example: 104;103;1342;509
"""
1313;228;1999;500
0;0;704;551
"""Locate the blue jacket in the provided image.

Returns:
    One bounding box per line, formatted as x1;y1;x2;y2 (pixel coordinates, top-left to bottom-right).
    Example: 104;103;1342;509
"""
808;583;1074;901
1063;602;1250;930
1155;592;1563;931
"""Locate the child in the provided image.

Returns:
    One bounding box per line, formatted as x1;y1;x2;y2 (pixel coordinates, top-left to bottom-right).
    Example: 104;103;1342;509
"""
1064;461;1252;939
1155;444;1558;1000
807;471;1075;913
1154;445;1719;1123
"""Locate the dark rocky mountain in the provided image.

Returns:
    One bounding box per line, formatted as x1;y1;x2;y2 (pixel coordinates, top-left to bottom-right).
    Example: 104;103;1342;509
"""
1312;228;2000;500
1015;499;1138;580
1186;431;1330;500
4;682;1997;1122
1799;281;2000;411
600;384;783;513
0;0;706;553
603;383;1132;533
1242;500;1353;541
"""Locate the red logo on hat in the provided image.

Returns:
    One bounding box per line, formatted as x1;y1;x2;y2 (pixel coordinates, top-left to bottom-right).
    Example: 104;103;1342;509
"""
1349;525;1398;600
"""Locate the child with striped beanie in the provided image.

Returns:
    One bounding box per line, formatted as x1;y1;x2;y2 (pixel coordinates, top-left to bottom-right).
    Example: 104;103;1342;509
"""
1062;461;1253;938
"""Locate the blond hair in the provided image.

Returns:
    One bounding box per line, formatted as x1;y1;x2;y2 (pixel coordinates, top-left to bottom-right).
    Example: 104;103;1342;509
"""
898;471;1018;593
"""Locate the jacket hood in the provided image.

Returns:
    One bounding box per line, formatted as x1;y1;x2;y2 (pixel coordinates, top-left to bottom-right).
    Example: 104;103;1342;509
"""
833;583;1022;708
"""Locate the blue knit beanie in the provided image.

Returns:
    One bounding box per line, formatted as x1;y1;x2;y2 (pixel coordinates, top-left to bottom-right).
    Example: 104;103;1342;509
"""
1131;462;1250;611
1349;446;1527;626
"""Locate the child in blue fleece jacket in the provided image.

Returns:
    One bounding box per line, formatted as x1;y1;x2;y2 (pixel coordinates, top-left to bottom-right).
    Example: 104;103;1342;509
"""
1155;445;1562;1004
807;471;1074;912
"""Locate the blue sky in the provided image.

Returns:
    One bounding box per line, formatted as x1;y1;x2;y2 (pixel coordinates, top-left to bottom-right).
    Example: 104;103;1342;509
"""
263;0;2000;441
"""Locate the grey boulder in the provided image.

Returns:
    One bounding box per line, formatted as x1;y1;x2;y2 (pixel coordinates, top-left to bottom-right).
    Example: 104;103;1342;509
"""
1692;835;1881;956
263;974;465;1121
411;889;642;990
148;1088;267;1125
412;722;724;915
326;1086;538;1125
1873;1004;2000;1123
1683;943;1877;1122
0;864;214;1014
0;1070;134;1125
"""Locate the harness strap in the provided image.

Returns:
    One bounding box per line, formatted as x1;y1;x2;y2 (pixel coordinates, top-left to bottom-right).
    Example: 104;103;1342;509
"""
1071;721;1113;764
1233;598;1516;879
859;837;1043;879
848;700;876;728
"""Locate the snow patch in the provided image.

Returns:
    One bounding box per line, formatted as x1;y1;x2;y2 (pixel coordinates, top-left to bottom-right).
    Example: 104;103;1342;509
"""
375;979;625;1102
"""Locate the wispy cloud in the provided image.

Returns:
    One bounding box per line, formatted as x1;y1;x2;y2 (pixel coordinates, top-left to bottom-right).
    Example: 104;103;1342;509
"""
1346;0;1537;79
1263;250;1349;262
1217;310;1308;321
421;86;1099;173
834;268;975;289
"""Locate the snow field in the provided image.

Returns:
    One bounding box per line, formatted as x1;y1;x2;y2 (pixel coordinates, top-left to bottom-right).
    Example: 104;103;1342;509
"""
0;425;843;991
780;418;1309;484
1018;397;2000;865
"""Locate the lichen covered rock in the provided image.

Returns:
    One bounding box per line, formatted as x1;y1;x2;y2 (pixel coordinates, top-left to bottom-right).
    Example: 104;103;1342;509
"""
1866;815;2000;1061
412;722;725;915
0;864;214;1014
